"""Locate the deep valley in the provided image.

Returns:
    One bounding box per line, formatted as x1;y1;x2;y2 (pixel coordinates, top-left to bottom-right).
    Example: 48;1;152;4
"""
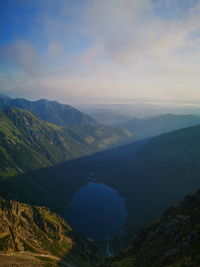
1;95;200;266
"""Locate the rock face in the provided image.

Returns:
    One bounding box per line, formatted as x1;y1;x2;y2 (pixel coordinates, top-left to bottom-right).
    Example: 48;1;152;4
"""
0;197;97;266
102;190;200;267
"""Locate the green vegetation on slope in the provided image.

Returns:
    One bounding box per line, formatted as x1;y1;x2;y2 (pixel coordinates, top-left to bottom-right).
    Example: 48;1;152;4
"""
63;125;133;150
0;107;134;177
0;107;89;177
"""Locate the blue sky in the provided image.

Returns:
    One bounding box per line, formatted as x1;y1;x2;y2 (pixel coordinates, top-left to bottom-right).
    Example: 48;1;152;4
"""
0;0;200;104
0;1;90;55
152;0;198;18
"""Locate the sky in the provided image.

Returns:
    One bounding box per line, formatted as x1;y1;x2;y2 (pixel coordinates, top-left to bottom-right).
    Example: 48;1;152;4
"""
0;0;200;104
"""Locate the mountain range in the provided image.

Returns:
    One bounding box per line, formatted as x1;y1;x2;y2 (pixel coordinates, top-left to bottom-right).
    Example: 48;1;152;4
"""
121;113;200;139
2;94;200;265
0;94;99;127
0;106;134;177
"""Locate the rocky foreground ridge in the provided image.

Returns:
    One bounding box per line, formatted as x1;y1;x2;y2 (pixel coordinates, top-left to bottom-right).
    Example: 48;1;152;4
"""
0;197;97;266
102;190;200;267
2;189;200;266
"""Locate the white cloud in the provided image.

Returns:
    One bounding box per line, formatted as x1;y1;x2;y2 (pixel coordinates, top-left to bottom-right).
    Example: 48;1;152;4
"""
0;40;40;74
1;0;200;103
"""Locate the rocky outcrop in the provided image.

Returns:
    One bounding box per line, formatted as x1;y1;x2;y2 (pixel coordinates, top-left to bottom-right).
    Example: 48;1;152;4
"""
0;198;97;266
102;190;200;267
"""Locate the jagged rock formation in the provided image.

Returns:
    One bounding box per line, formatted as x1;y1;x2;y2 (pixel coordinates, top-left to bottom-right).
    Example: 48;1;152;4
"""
0;197;97;266
102;190;200;267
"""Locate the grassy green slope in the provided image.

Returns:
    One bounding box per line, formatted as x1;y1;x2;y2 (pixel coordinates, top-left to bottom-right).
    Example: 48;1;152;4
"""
0;107;88;177
0;107;134;178
64;126;133;150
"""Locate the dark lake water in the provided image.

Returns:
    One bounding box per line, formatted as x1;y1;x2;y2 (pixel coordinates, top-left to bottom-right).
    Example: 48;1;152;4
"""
66;182;128;240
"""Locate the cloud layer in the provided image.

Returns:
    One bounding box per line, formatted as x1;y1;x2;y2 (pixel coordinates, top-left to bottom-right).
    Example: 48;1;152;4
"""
1;0;200;104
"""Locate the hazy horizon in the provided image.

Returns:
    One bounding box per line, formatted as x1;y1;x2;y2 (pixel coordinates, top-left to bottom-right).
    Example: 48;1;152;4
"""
3;92;200;118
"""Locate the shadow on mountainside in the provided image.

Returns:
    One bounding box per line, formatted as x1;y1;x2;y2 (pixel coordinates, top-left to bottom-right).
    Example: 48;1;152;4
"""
2;124;200;252
0;139;146;214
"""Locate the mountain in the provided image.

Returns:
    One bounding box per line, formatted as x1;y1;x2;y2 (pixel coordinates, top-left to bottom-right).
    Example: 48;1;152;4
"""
2;100;200;260
2;108;200;245
0;106;90;177
0;95;99;127
18;122;200;243
122;113;200;138
0;197;97;266
91;123;200;239
102;189;200;267
0;107;134;177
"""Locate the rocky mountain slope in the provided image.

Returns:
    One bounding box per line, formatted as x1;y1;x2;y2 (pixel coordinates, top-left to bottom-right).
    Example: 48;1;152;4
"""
0;95;99;127
0;197;97;266
102;189;200;267
0;107;134;177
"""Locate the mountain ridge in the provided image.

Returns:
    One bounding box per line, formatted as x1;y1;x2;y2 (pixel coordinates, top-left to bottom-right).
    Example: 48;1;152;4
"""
0;106;134;177
121;113;200;138
0;95;99;127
